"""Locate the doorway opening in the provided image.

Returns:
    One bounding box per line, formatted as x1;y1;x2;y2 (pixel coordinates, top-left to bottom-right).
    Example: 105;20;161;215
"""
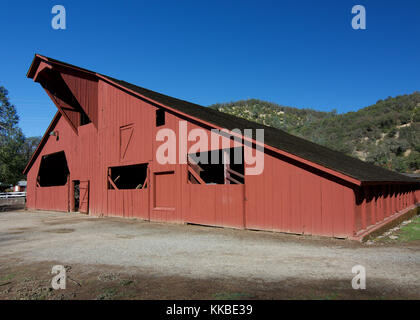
73;180;80;212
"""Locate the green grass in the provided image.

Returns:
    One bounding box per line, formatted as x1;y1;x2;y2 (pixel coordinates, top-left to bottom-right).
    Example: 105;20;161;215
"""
376;215;420;243
397;216;420;242
96;287;120;300
119;279;133;286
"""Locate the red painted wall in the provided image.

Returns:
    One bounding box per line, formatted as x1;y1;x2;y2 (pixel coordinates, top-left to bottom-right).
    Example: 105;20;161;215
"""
245;151;355;237
26;69;420;238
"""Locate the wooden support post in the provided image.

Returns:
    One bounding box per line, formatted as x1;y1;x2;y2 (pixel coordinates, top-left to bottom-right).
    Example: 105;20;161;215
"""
224;150;230;184
188;166;205;185
226;175;242;185
142;170;148;189
227;168;245;179
107;168;119;190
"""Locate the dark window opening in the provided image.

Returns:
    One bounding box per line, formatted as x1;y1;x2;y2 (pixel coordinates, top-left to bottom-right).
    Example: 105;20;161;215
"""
188;147;244;184
73;180;80;211
108;163;148;190
80;112;91;126
156;109;165;127
37;151;70;187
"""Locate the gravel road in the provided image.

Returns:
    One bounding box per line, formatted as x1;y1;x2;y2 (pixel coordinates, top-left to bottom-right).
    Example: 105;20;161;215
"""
0;210;419;299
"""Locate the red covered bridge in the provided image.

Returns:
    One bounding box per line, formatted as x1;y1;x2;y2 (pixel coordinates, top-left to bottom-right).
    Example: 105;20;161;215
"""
24;54;420;240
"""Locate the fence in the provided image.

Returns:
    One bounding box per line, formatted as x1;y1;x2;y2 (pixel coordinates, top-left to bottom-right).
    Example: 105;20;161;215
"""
0;192;26;211
0;192;26;199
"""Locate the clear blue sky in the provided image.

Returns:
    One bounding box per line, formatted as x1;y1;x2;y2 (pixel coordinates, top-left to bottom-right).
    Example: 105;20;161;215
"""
0;0;419;137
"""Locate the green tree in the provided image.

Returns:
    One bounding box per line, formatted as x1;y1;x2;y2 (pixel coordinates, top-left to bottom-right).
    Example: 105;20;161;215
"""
0;86;26;185
22;136;41;161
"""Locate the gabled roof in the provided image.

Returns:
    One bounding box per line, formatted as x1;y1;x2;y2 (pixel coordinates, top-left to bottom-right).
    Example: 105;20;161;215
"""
26;54;418;184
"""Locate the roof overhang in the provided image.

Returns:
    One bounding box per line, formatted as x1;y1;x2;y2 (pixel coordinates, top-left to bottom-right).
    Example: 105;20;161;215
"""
23;111;61;175
27;54;414;187
24;54;364;185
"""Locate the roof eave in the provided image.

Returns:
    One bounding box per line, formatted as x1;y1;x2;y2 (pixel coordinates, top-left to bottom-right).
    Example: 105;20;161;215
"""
360;180;420;186
22;111;61;175
28;55;416;187
26;54;45;79
98;75;364;187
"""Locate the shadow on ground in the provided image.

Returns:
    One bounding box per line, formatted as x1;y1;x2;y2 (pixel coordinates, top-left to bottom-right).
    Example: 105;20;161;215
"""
0;259;418;300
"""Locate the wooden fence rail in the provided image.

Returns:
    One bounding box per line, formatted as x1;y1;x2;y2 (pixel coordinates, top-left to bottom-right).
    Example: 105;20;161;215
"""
0;192;26;199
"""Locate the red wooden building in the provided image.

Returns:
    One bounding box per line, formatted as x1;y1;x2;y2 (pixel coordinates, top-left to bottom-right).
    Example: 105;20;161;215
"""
24;54;420;240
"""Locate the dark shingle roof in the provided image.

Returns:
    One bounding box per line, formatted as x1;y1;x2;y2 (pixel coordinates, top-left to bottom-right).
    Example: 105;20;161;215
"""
105;77;417;184
37;55;418;184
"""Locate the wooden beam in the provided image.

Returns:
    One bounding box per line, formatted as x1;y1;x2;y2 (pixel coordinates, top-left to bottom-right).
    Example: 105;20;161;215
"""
121;127;134;159
33;61;52;82
189;162;203;174
227;168;244;179
188;174;199;184
226;175;242;185
188;166;205;185
187;156;204;172
43;88;78;135
223;150;230;184
142;172;148;189
108;175;119;190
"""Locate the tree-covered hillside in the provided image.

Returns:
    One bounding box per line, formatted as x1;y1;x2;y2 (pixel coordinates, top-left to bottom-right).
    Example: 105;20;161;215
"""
210;92;420;173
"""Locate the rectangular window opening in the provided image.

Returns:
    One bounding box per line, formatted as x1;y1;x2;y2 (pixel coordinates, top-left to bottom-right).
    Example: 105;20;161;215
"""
188;147;244;185
108;163;148;190
156;109;165;127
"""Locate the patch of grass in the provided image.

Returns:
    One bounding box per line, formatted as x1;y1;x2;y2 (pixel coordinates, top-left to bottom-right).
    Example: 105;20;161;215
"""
120;279;133;286
397;216;420;242
375;216;420;243
96;287;119;300
212;292;254;300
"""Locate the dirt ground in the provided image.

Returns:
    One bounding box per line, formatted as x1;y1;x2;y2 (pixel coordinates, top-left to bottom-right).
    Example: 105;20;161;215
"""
0;198;25;212
0;209;419;300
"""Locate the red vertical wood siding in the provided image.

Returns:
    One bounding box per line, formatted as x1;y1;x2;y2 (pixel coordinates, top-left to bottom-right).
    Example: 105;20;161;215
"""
61;72;98;126
35;185;69;212
25;69;420;239
353;182;419;236
245;151;355;237
187;184;244;229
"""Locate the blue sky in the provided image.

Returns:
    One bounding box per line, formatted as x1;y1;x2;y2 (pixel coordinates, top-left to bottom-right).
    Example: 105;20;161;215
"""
0;0;419;137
